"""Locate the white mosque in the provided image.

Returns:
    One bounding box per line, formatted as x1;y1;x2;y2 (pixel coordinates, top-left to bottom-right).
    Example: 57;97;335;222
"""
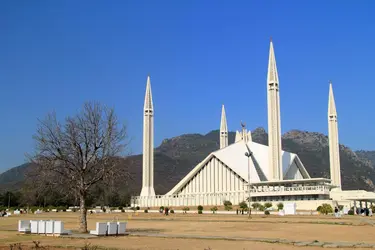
133;40;375;211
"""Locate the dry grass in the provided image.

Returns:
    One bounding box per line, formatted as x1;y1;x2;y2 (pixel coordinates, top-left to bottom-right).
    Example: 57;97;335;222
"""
1;212;375;250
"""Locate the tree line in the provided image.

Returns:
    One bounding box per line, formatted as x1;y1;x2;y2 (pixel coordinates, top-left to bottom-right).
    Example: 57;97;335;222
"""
0;188;132;210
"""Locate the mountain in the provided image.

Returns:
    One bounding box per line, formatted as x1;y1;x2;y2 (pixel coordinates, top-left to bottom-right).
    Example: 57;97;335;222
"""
355;150;375;168
1;128;375;195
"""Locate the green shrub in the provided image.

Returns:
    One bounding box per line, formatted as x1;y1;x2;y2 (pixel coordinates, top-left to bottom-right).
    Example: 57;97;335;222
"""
264;210;270;215
277;202;284;210
136;206;140;210
182;207;190;214
160;206;164;211
223;200;232;211
197;205;203;211
316;206;322;212
258;204;265;211
118;206;123;210
144;209;148;213
170;209;174;213
210;206;218;214
318;204;333;215
251;202;261;210
198;210;203;214
264;202;272;209
347;209;354;215
121;209;125;213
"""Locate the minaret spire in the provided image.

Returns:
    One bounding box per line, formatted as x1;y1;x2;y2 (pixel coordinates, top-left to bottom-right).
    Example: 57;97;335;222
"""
267;40;283;180
140;75;156;197
328;82;341;190
220;105;228;149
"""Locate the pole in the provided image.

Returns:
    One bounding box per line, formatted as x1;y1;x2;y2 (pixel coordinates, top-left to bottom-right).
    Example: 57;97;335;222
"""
244;142;253;219
247;156;251;218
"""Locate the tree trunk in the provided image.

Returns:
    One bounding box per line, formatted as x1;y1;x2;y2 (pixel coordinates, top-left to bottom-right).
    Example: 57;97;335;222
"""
79;194;88;233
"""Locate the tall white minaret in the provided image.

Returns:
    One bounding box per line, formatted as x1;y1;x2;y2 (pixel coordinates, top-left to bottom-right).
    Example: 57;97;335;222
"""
328;82;341;190
140;76;156;197
220;105;228;149
267;39;283;180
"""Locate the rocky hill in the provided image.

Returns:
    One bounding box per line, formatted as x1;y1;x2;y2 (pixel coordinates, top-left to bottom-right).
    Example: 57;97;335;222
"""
1;128;374;195
355;150;375;168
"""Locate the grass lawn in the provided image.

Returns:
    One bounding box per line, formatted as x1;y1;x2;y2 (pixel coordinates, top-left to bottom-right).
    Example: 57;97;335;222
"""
1;212;374;249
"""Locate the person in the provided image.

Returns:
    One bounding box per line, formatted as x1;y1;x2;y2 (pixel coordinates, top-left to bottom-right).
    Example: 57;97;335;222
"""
165;207;169;216
365;208;369;216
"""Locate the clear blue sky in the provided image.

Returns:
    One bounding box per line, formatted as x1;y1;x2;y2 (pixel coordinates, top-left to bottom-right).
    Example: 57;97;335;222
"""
1;0;374;172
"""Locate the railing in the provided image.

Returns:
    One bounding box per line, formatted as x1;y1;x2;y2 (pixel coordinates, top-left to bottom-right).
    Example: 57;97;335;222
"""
131;185;330;207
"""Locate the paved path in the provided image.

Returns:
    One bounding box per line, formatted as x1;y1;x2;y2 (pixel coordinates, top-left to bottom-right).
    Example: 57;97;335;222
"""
128;232;375;248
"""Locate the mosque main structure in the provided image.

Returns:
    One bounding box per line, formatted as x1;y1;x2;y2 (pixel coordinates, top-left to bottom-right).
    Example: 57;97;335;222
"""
132;40;375;211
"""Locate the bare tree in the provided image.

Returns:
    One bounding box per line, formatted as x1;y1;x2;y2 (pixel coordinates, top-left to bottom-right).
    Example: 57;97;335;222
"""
30;102;128;232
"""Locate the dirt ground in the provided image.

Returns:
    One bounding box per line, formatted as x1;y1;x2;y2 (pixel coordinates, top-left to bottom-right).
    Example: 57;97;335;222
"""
1;212;375;250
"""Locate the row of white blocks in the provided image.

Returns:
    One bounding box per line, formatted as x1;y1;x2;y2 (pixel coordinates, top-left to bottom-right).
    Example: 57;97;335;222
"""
18;220;71;235
90;222;127;236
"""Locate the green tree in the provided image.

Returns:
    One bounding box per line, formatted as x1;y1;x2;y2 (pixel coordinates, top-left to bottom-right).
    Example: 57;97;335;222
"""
239;201;248;214
318;203;333;215
277;202;284;210
264;202;272;209
223;200;232;211
211;206;218;214
251;202;261;210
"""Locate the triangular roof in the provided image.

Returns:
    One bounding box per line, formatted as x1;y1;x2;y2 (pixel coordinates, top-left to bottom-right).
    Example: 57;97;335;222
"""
166;140;311;195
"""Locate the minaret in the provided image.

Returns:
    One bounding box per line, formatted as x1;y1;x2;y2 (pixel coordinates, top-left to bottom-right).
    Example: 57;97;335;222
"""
140;76;156;197
328;82;341;190
267;39;283;180
220;105;228;149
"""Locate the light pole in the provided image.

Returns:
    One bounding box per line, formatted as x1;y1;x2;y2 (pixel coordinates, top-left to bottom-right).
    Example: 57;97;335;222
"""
245;143;253;219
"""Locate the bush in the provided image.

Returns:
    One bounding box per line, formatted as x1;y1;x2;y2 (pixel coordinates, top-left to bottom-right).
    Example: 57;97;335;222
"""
197;205;203;211
121;209;125;213
264;210;270;215
210;206;218;214
317;206;322;212
160;206;164;211
223;200;232;211
118;206;123;210
170;209;174;213
136;206;140;210
198;210;203;214
239;201;248;214
182;207;190;214
251;202;261;210
318;204;333;215
144;209;148;213
348;209;354;215
277;202;284;210
264;202;272;209
258;205;265;211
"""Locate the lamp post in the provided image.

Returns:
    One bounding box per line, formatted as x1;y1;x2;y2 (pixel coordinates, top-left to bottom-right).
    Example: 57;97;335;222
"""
245;143;253;219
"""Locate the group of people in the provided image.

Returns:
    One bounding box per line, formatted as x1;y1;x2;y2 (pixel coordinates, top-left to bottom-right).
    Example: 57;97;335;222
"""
0;210;9;217
356;207;373;216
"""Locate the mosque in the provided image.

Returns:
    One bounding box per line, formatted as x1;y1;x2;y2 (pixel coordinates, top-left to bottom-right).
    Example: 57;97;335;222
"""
132;40;375;211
